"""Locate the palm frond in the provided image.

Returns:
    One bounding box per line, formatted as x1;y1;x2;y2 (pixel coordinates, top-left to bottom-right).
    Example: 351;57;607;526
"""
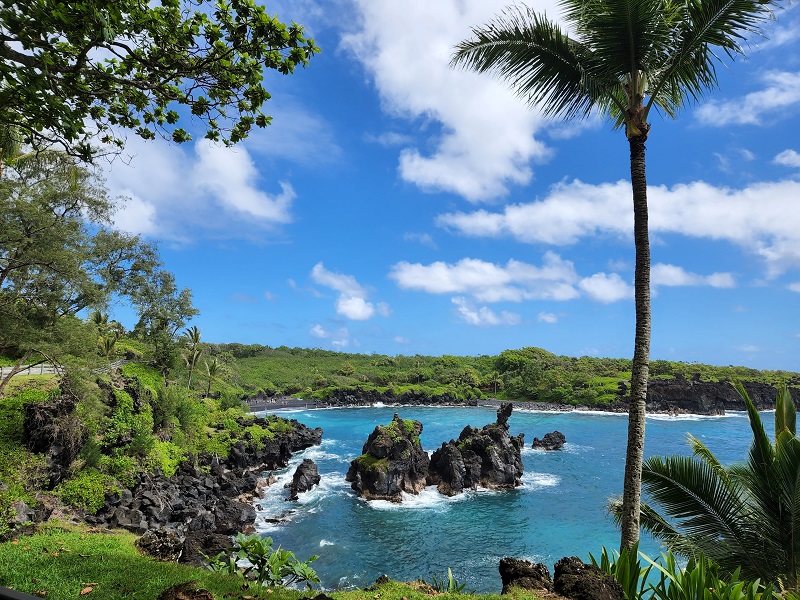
451;6;616;120
689;433;730;483
775;383;797;437
647;0;780;115
642;454;767;580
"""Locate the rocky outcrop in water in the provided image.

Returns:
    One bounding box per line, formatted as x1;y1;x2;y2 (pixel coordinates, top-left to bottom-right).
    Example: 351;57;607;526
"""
286;458;321;500
428;402;524;494
345;414;430;502
532;430;566;451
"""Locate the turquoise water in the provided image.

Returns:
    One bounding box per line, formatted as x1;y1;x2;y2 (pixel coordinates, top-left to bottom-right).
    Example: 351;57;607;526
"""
252;406;765;593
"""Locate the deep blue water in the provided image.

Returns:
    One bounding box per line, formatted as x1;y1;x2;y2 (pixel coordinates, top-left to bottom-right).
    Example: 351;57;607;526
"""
252;405;767;593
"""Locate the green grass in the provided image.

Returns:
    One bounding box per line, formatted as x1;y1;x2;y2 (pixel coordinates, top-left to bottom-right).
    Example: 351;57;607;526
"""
0;525;531;600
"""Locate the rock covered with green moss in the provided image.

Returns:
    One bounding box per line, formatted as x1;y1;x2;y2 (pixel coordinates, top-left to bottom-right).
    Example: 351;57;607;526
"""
428;402;524;495
345;413;429;502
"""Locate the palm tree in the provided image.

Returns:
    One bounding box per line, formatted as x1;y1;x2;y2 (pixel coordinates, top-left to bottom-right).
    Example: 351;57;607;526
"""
204;357;221;398
451;0;781;549
621;383;800;590
181;325;202;388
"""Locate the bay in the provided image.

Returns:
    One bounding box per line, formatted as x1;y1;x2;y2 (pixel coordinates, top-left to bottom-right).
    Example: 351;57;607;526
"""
252;405;766;593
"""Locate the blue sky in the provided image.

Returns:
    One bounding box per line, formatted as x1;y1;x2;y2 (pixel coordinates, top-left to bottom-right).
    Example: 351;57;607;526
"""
102;0;800;370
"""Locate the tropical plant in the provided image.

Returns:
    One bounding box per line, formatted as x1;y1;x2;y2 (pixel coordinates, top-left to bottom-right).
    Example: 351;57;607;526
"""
204;357;223;398
616;383;800;590
647;552;773;600
431;567;471;594
590;543;651;600
451;0;783;549
204;533;319;588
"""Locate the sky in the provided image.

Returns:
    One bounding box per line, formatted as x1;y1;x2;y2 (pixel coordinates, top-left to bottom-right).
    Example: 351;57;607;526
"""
101;0;800;371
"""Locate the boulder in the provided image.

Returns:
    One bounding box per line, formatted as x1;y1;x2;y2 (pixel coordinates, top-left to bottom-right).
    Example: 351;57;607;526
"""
180;531;233;567
499;557;553;594
157;582;215;600
136;528;184;562
286;458;321;500
345;413;430;502
553;557;624;600
532;431;567;451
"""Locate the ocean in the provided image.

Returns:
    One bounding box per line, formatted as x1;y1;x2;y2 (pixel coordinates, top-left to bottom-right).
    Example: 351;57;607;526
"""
251;405;766;593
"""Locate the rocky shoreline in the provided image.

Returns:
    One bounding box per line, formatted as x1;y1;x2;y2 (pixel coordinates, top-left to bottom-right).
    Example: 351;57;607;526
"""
246;379;798;416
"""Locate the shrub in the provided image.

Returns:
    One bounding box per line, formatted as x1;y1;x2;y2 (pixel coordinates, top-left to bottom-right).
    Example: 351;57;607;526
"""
55;469;119;514
143;440;185;477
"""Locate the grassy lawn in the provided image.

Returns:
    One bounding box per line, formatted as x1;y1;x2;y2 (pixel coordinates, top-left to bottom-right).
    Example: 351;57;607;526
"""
0;524;530;600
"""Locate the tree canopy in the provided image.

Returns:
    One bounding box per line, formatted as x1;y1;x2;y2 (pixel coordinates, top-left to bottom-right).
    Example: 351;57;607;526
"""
0;151;195;394
0;0;318;161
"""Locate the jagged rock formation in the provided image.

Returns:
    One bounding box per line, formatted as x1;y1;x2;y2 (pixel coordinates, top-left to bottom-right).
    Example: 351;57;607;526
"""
286;458;321;500
428;402;524;495
79;417;322;564
532;430;566;451
345;414;429;502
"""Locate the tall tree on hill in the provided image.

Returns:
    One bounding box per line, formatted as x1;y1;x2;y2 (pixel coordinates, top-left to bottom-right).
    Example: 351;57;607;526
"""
0;0;318;162
451;0;782;549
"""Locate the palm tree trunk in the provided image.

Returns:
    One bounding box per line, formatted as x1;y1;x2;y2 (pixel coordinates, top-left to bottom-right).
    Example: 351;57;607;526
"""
620;133;651;551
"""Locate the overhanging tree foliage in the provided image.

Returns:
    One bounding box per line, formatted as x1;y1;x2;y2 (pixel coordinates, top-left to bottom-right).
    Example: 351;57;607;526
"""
0;0;318;161
452;0;783;549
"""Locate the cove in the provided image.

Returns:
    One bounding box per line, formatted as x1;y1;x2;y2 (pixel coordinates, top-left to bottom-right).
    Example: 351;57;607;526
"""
252;405;765;593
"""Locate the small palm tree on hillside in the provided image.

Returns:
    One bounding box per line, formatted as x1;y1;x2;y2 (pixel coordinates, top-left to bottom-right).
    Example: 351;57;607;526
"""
452;0;783;549
617;383;800;590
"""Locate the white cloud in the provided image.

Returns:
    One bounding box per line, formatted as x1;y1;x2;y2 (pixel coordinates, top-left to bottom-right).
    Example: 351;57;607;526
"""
774;149;800;168
578;273;634;303
403;232;438;249
538;312;558;323
389;252;581;303
394;336;410;344
310;263;388;321
452;297;521;326
696;71;800;126
651;264;735;288
365;132;414;146
341;0;559;201
104;138;296;240
735;344;761;353
437;178;800;276
309;323;350;348
788;282;800;293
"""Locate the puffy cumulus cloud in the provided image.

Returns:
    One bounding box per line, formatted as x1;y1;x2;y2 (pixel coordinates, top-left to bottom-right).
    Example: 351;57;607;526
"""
389;252;581;303
103;137;297;241
695;71;800;126
651;264;735;289
309;323;350;348
774;149;800;168
310;263;389;321
193;143;294;222
452;297;521;326
341;0;558;202
436;179;631;245
578;273;634;303
437;178;800;276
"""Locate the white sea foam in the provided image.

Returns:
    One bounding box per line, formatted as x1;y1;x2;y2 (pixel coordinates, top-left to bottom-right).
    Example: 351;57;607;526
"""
319;539;335;547
646;412;738;422
521;472;560;487
366;486;469;511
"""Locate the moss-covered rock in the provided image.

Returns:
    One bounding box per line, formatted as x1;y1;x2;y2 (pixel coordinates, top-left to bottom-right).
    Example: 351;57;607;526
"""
345;413;429;502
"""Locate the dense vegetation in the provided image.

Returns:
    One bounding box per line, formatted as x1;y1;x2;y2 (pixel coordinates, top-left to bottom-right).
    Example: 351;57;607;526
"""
210;343;799;406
